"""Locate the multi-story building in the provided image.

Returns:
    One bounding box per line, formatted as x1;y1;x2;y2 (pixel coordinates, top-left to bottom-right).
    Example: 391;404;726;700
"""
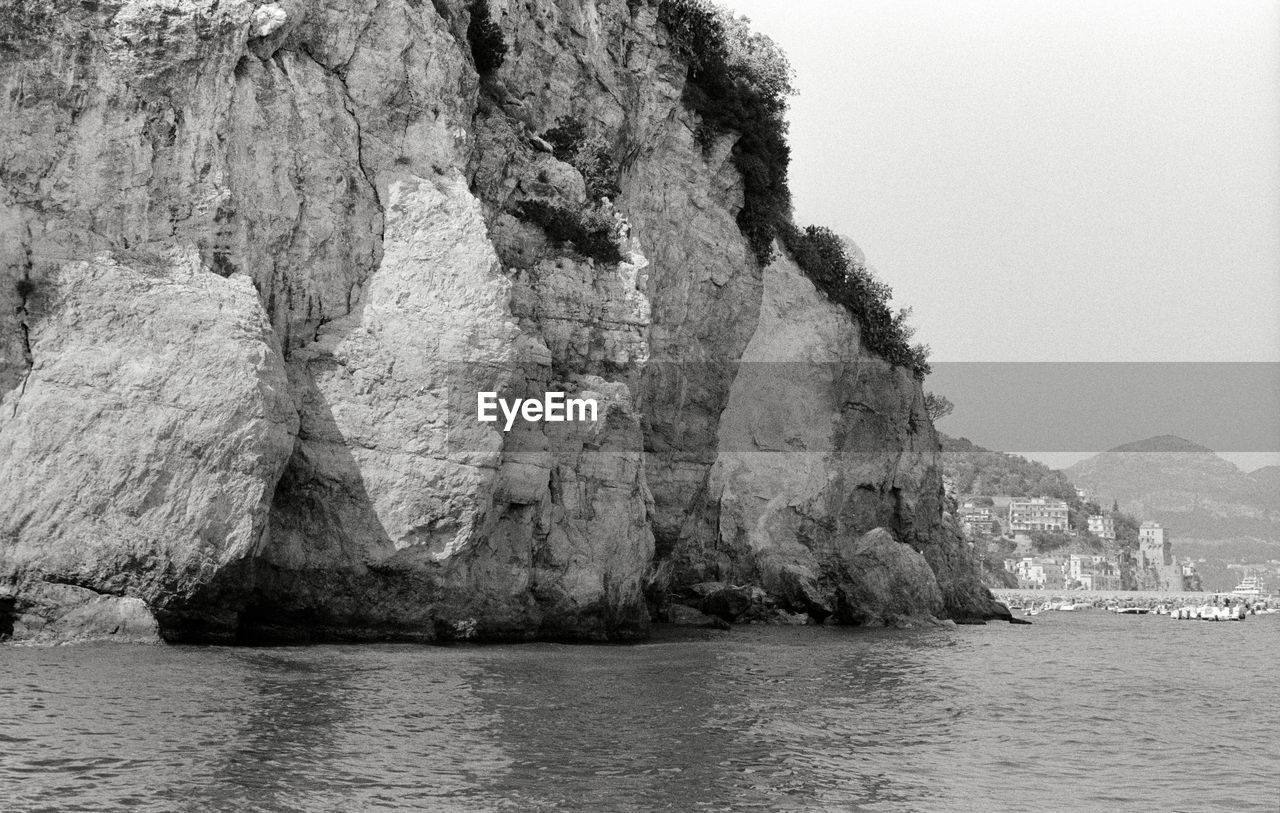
960;502;996;538
1066;554;1121;591
1013;557;1065;590
1132;522;1190;591
1182;559;1202;593
1087;515;1116;540
1007;498;1069;533
1068;554;1104;579
1077;572;1123;591
1138;522;1172;568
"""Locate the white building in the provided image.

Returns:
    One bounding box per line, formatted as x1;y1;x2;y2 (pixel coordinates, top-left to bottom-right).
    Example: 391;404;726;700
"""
960;502;996;537
1008;498;1069;533
1013;557;1065;589
1088;515;1116;540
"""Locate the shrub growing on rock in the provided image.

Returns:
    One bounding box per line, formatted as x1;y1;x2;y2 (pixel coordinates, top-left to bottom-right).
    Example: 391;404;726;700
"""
517;200;625;265
924;392;955;422
658;0;794;265
543;117;587;163
660;1;932;379
467;0;507;75
780;224;931;378
0;0;54;53
542;116;622;202
14;277;38;302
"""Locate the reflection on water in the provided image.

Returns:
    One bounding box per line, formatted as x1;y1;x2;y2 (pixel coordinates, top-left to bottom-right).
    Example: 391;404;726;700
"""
475;630;968;811
3;616;1278;811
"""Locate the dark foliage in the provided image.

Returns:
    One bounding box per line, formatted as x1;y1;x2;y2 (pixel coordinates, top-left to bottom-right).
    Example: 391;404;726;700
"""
543;117;587;164
1030;531;1074;554
658;0;792;264
0;0;54;53
980;536;1020;586
15;277;38;301
659;1;931;378
924;392;954;422
780;224;931;377
542;117;621;201
1113;511;1142;546
517;201;625;264
467;0;507;75
940;434;1080;500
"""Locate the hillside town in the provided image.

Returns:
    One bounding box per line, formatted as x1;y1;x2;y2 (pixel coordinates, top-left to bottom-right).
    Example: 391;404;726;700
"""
957;495;1204;593
941;433;1280;596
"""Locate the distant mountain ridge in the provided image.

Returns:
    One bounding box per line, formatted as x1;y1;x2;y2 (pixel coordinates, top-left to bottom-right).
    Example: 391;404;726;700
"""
1106;435;1215;454
1066;435;1280;543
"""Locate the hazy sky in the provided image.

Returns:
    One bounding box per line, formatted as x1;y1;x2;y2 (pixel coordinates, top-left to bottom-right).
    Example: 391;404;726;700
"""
720;0;1280;364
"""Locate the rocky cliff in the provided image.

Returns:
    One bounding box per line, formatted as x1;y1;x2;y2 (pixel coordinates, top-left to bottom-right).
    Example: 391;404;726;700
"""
0;0;1003;644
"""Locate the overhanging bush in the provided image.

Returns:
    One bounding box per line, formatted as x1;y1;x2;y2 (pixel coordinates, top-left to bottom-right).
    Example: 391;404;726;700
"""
780;224;931;378
657;0;793;265
659;1;931;379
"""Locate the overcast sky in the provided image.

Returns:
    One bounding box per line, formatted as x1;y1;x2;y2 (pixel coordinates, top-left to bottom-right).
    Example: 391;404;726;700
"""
720;0;1280;364
718;0;1280;470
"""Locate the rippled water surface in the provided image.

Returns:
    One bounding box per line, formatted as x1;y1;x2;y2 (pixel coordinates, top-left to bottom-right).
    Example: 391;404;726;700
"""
3;612;1278;811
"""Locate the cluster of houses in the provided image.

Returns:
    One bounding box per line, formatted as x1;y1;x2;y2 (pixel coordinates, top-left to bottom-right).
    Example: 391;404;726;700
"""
959;496;1201;592
1011;552;1124;591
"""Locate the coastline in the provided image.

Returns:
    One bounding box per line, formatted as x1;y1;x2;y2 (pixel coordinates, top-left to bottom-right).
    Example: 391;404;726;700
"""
993;587;1278;610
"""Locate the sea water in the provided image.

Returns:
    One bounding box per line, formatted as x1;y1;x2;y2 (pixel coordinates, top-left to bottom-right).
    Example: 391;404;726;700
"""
3;612;1278;811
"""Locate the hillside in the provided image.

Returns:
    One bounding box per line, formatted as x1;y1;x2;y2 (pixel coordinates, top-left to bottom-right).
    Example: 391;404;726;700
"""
1066;435;1280;548
940;434;1079;500
1249;466;1280;496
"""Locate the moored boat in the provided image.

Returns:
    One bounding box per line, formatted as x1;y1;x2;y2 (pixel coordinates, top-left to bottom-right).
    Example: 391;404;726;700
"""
1232;575;1266;599
1170;601;1249;621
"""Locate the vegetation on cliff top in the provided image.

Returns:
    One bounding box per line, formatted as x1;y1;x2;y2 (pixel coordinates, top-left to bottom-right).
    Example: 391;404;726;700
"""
941;434;1080;502
657;0;793;265
779;224;931;376
658;0;931;378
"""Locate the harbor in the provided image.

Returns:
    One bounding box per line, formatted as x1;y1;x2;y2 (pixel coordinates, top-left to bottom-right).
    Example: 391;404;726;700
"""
993;588;1279;617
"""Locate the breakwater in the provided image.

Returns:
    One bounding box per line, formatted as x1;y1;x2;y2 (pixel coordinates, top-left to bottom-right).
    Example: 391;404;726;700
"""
993;588;1278;612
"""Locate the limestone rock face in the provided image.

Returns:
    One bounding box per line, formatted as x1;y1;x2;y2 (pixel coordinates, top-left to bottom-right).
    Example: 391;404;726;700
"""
0;253;297;634
1;0;1001;643
834;529;945;626
672;250;999;624
627;125;761;562
9;583;162;645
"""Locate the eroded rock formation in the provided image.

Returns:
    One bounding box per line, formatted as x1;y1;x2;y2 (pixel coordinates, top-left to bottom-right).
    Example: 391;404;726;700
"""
1;0;1001;644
